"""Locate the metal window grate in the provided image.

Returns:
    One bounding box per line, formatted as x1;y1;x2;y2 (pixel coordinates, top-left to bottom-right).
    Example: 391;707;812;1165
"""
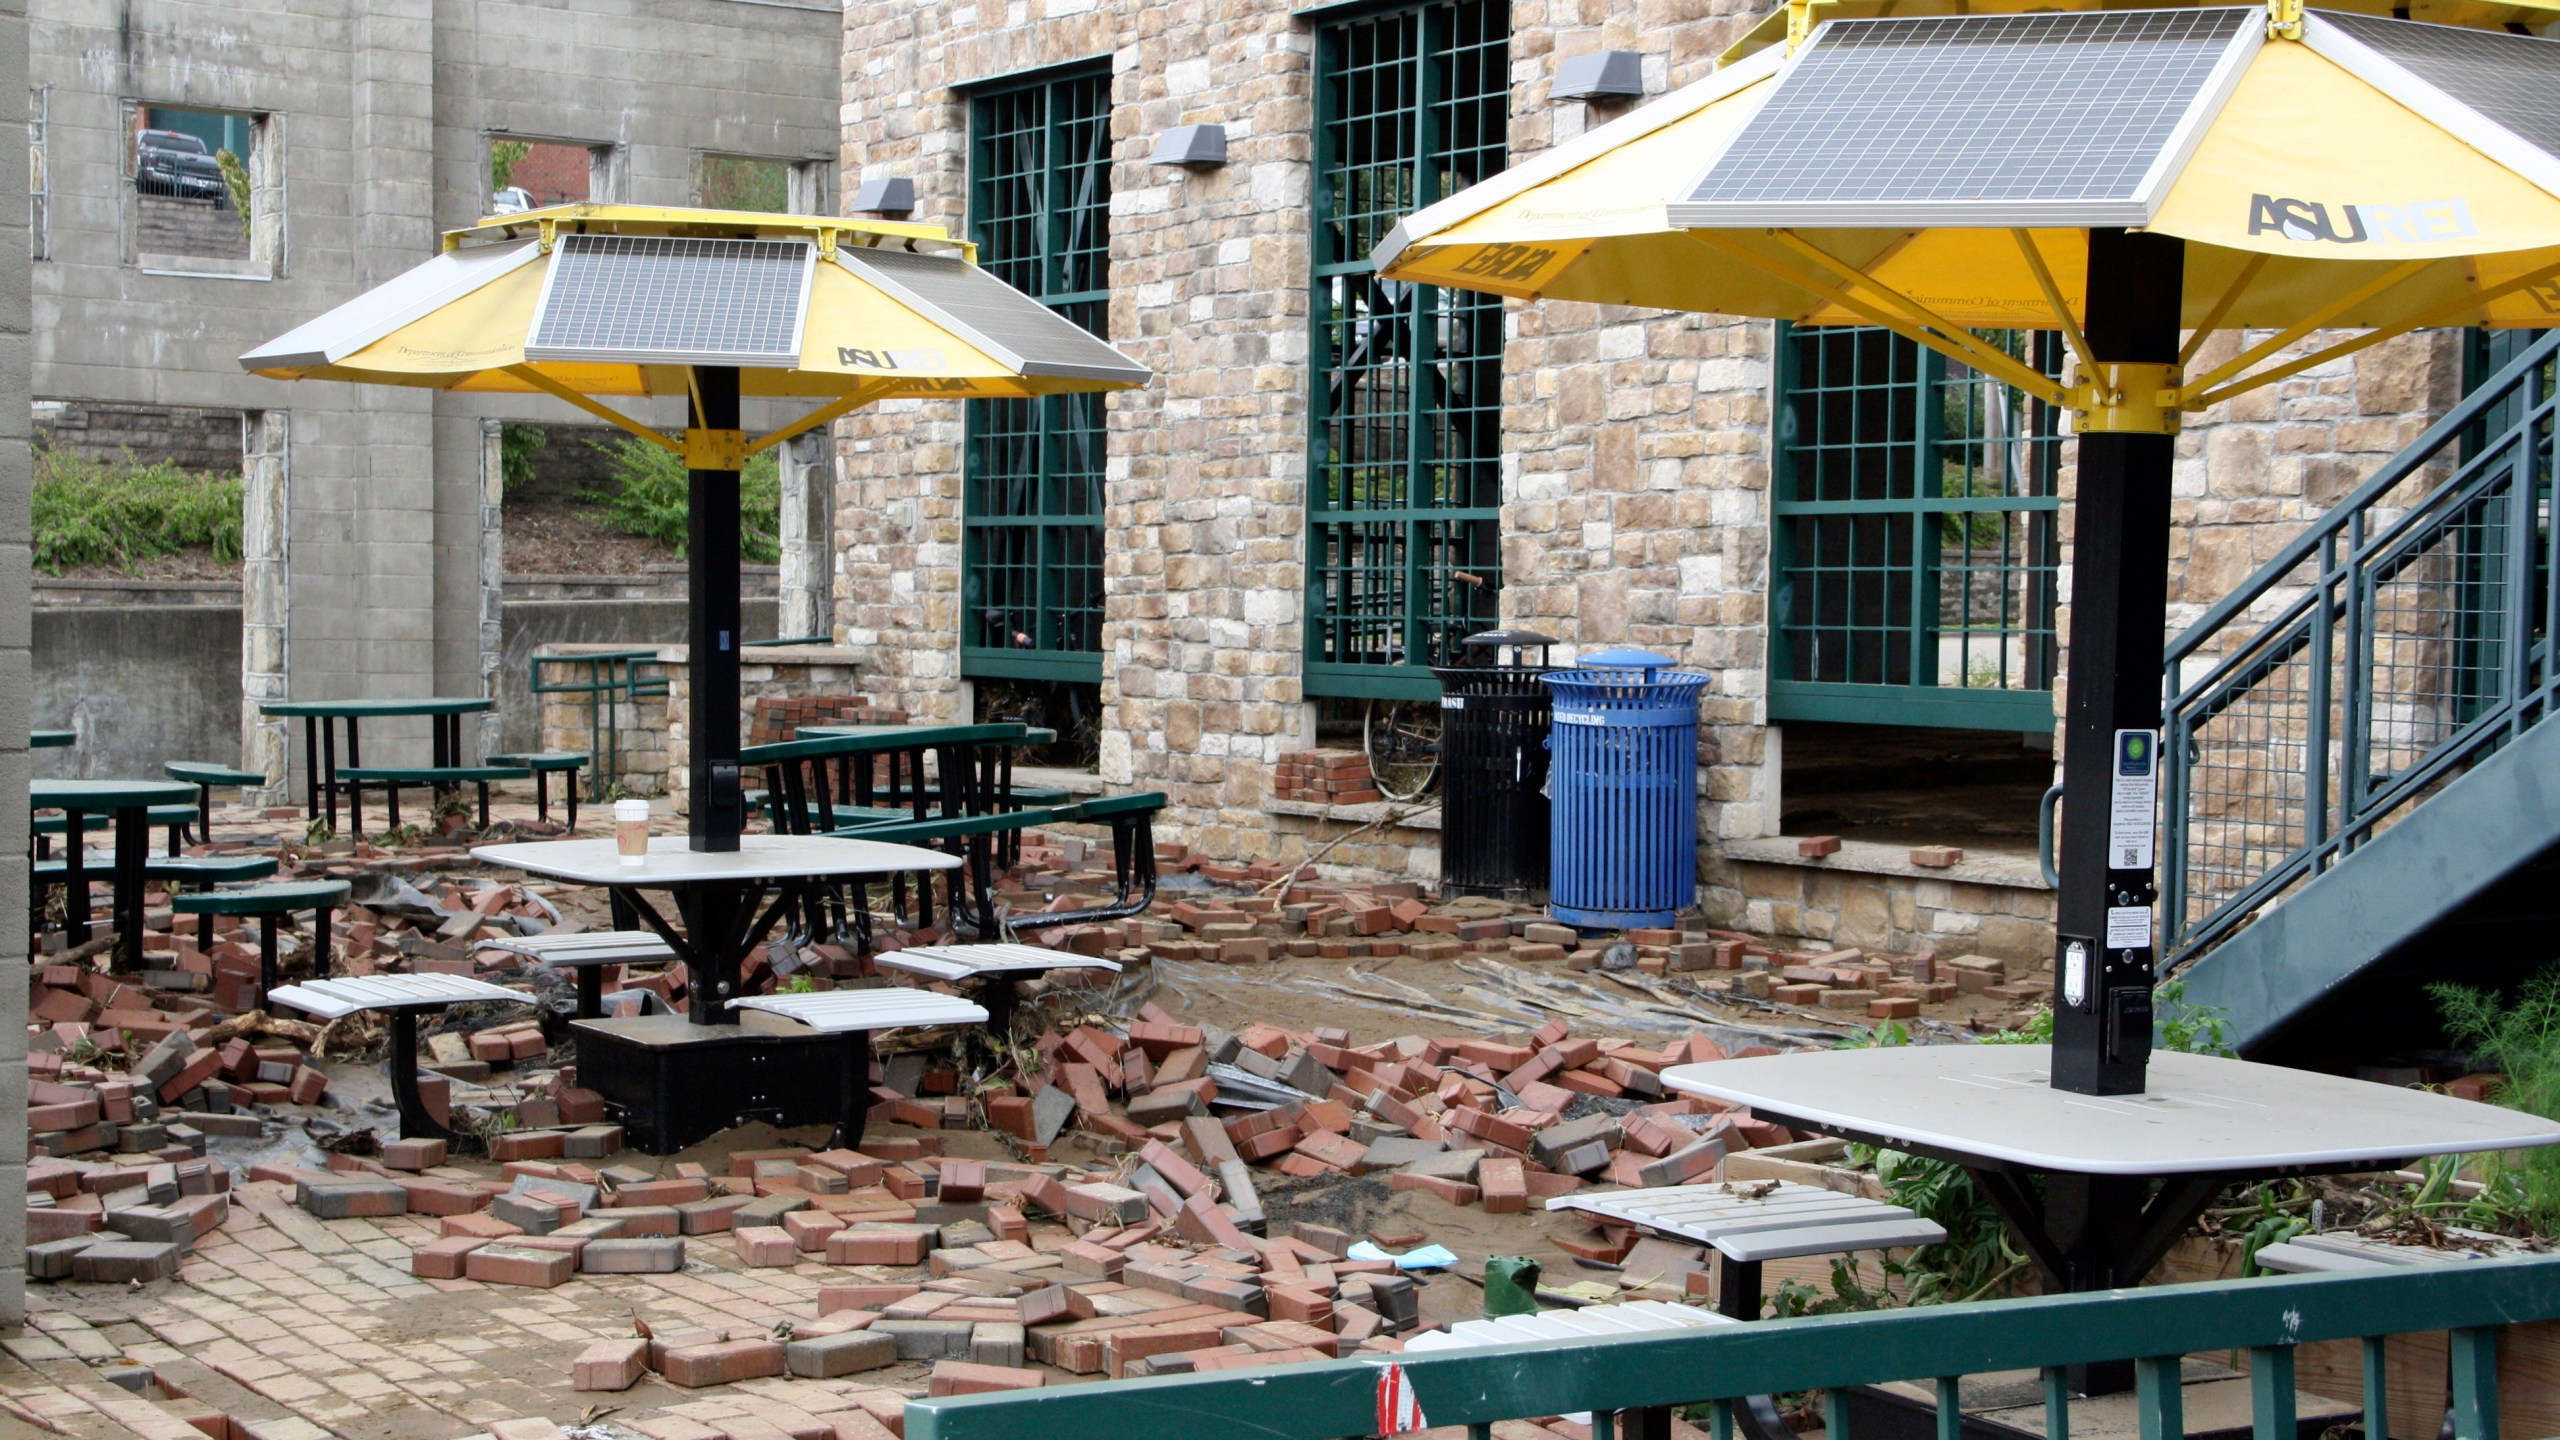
1308;0;1509;702
963;66;1113;684
1771;325;2063;732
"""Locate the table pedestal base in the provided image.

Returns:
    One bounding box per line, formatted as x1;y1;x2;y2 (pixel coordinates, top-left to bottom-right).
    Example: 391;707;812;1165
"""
572;1015;869;1155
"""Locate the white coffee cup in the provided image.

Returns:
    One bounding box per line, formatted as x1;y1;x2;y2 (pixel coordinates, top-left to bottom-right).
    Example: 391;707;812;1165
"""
615;798;651;863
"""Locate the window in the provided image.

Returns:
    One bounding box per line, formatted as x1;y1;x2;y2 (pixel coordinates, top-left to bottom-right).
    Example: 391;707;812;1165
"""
699;154;821;215
1770;326;2065;732
29;87;48;261
960;65;1113;683
130;104;272;278
486;137;606;215
1307;0;1508;701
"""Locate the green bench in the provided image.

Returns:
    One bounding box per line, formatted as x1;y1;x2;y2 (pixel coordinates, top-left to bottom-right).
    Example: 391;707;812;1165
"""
828;792;1168;937
485;750;590;828
335;764;529;838
171;879;351;1004
165;761;267;840
33;805;197;858
31;853;282;948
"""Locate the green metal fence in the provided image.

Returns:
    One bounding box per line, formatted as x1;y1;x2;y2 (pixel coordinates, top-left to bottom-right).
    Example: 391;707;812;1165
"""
963;65;1113;685
908;1259;2560;1440
1771;325;2065;733
2162;329;2560;962
1305;0;1508;702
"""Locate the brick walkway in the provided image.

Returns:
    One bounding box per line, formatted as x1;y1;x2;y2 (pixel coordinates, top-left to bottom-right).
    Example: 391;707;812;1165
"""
4;1164;952;1440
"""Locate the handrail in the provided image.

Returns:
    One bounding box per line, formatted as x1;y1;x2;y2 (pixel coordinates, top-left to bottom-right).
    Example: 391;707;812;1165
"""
2161;329;2560;964
527;649;671;801
2165;331;2560;673
907;1259;2560;1440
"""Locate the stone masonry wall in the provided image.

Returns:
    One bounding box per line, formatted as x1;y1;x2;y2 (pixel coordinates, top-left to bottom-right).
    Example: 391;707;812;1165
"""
835;0;2482;922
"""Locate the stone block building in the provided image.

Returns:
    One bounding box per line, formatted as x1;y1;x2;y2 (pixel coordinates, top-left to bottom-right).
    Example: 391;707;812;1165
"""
26;0;842;786
829;0;2488;965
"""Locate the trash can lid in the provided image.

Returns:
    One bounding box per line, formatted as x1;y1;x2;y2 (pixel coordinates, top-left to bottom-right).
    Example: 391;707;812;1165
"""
1577;647;1677;672
1462;628;1558;649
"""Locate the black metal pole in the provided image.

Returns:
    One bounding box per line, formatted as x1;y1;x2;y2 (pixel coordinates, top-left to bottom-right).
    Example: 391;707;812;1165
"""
688;365;746;852
2050;226;2184;1099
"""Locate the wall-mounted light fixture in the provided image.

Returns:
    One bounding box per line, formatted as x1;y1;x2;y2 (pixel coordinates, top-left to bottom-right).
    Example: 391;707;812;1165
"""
1149;123;1228;168
1552;51;1644;101
850;176;916;217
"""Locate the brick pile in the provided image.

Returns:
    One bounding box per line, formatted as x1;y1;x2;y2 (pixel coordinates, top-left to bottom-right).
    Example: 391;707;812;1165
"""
21;1152;234;1285
973;1006;1803;1218
1271;750;1382;807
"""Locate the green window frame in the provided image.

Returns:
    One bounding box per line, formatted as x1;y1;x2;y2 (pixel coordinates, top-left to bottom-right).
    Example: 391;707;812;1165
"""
962;65;1113;684
1769;325;2065;733
1306;0;1509;702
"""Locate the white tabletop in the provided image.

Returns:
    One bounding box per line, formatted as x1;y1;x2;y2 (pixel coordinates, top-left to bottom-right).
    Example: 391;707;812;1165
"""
268;974;534;1019
472;834;960;886
1662;1045;2560;1176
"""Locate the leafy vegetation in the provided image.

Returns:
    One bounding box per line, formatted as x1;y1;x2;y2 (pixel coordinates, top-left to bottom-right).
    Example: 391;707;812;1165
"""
488;139;530;192
498;423;547;496
2430;968;2560;1234
583;434;782;562
32;445;244;574
700;154;791;214
216;149;252;236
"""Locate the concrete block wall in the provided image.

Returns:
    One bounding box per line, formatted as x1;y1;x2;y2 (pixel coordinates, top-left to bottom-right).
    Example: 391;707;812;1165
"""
3;0;33;1326
29;0;839;789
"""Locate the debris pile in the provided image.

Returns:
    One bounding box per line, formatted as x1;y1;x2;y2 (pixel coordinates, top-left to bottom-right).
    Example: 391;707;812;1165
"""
21;1152;234;1285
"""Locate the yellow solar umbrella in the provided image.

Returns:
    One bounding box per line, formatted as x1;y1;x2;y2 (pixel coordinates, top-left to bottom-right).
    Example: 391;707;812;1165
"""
1719;0;2560;62
246;204;1147;849
1376;4;2560;1100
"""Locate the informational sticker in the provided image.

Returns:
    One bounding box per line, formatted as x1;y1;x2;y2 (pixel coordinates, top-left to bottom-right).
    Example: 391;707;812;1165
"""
2109;729;2160;871
2107;905;2155;951
1441;696;1466;710
1375;1363;1430;1436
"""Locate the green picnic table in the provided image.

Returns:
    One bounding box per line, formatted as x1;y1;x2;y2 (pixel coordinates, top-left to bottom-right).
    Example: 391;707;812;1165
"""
31;777;198;972
30;730;74;749
258;697;495;832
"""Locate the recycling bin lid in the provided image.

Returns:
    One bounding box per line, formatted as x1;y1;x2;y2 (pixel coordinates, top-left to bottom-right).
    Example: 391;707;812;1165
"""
1462;629;1558;650
1577;647;1677;672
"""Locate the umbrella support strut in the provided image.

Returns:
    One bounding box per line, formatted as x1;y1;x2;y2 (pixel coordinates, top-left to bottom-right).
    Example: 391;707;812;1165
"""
688;364;748;852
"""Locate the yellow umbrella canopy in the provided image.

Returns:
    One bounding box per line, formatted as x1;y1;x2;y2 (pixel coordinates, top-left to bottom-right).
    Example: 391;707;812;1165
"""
1719;0;2560;63
1377;6;2560;420
246;204;1148;458
245;204;1147;850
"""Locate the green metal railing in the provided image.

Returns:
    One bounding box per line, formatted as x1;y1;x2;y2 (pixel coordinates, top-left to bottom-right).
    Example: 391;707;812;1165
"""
1771;324;2064;734
1305;0;1508;703
528;649;668;801
908;1260;2560;1440
2163;330;2560;962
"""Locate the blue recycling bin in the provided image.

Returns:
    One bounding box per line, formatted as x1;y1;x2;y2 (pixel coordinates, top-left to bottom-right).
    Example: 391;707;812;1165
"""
1542;648;1710;930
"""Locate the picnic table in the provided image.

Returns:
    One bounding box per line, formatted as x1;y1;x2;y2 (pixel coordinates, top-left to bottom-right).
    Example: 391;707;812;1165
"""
1664;1043;2560;1393
471;833;963;1152
258;696;494;830
30;777;197;971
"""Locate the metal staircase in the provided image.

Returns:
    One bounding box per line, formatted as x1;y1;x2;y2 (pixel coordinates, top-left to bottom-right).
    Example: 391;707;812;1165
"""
2163;331;2560;1064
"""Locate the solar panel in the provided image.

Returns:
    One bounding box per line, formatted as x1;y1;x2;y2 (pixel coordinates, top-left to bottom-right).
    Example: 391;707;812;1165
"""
2319;12;2560;165
836;247;1146;383
1670;8;2260;228
527;234;813;367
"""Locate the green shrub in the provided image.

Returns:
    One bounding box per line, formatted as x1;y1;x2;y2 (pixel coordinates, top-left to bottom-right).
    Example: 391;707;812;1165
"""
2430;967;2560;1234
498;423;546;496
216;149;252;237
32;445;244;574
584;434;782;562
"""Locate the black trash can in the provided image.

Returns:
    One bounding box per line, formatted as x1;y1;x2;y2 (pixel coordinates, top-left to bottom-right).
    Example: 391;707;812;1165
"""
1431;629;1558;899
